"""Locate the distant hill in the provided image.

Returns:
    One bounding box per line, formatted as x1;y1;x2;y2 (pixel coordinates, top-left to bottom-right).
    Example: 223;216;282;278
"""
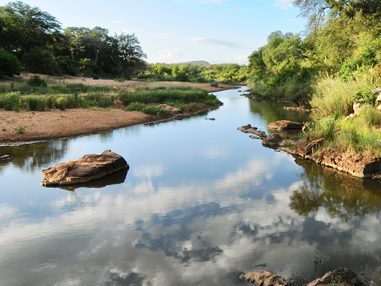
179;61;211;66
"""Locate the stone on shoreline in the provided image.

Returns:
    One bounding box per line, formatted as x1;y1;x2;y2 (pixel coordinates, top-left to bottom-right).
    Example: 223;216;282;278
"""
238;124;267;139
267;120;304;132
41;150;129;187
240;268;364;286
262;133;282;148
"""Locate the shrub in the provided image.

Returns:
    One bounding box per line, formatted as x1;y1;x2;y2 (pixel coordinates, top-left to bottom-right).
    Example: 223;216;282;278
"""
0;49;21;77
15;126;25;134
27;76;48;88
0;92;22;111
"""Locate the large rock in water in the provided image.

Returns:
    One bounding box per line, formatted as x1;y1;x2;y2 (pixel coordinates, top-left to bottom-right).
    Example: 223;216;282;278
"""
240;271;288;286
268;120;304;132
41;150;129;187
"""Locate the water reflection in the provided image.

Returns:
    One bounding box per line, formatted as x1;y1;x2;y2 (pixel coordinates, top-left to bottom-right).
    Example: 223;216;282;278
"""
290;159;381;220
249;100;309;125
51;169;129;192
0;88;381;285
0;140;68;172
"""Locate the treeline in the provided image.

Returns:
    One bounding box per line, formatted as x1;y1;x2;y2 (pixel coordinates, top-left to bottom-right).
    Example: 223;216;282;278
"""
247;0;381;103
0;1;146;78
138;63;249;84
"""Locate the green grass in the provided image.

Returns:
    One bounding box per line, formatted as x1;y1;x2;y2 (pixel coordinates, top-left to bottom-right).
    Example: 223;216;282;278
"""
118;87;212;105
0;85;221;117
311;70;380;120
309;69;381;154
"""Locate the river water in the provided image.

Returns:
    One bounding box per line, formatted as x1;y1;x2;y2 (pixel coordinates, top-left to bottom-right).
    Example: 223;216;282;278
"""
0;87;381;286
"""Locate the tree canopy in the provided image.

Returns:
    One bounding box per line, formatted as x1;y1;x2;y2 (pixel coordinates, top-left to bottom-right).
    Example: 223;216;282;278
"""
0;1;146;78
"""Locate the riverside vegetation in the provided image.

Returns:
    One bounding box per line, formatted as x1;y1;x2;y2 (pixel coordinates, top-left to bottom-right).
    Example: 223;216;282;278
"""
0;76;221;117
246;0;381;157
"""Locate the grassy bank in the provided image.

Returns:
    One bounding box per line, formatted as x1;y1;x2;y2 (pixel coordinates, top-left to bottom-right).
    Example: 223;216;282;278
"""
308;70;381;155
0;78;222;117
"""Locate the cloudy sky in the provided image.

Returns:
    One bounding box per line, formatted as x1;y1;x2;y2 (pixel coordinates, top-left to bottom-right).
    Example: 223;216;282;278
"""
0;0;305;64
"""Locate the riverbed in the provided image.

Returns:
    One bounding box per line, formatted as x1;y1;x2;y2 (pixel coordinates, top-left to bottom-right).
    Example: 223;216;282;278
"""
0;87;380;285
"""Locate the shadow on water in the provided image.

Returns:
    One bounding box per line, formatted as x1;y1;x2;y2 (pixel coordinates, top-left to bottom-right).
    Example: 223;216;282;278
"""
51;169;129;192
290;158;381;220
249;99;310;124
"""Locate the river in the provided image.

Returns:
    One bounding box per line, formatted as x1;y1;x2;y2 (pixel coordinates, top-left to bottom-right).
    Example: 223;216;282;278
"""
0;87;381;286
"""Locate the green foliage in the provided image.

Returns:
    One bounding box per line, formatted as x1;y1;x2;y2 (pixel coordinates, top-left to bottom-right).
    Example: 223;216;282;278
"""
0;92;21;110
22;48;59;75
0;86;220;116
0;2;146;78
0;48;21;77
247;32;315;103
118;88;210;105
27;75;47;88
138;63;248;84
311;70;379;119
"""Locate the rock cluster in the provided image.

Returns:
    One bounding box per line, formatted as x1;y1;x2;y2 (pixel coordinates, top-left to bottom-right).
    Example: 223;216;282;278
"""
238;124;266;139
240;268;365;286
41;150;129;187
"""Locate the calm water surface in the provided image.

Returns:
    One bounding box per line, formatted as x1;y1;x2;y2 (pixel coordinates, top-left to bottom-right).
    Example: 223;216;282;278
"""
0;88;381;286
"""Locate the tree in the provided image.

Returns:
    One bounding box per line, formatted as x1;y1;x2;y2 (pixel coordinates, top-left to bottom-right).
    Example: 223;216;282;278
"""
2;1;61;55
115;33;146;78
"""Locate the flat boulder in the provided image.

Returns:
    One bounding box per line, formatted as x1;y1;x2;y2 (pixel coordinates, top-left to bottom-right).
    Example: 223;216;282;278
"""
240;271;287;286
268;120;304;132
41;150;129;187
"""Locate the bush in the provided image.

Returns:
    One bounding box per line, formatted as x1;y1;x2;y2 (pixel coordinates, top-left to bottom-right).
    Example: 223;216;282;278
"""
0;49;21;77
27;76;48;88
0;92;22;111
22;48;59;75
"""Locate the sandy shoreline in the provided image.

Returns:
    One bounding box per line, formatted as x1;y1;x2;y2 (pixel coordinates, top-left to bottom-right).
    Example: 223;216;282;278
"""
0;109;155;145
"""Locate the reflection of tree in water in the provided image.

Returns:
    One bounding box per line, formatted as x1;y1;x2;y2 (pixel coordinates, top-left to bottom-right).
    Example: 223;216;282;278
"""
290;158;381;220
249;100;309;124
0;140;68;172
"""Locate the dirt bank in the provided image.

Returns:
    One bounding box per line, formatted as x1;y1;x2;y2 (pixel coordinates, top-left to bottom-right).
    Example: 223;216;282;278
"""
0;108;154;144
238;123;381;179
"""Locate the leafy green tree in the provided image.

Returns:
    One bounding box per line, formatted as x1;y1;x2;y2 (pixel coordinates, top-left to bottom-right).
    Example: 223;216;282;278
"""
0;48;21;77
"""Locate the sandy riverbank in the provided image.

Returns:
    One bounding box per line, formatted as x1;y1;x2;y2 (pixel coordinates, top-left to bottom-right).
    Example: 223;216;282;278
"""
0;109;155;144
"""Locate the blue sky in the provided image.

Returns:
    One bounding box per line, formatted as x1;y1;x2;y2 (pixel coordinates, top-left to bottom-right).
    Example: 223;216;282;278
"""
0;0;307;64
